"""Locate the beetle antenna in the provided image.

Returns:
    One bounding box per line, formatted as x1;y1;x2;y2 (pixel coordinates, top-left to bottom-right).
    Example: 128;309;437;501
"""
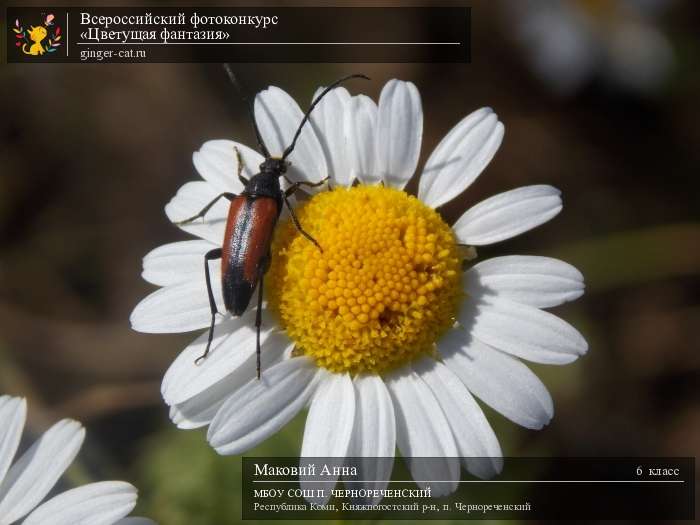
282;74;370;160
223;63;270;158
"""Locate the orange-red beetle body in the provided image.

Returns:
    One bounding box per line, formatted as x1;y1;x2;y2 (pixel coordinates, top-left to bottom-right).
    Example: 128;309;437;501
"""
222;185;281;315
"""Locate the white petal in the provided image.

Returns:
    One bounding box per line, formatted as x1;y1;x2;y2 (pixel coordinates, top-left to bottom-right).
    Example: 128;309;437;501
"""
165;328;289;421
419;108;504;208
453;185;562;245
193;140;263;193
0;419;84;524
466;255;584;308
22;481;137;525
130;278;226;334
439;333;553;429
164;181;228;244
385;368;459;496
346;375;396;457
376;80;422;189
0;396;26;486
413;358;502;479
169;337;291;430
254;86;328;185
300;373;355;504
208;357;320;455
344;375;395;504
462;298;588;364
301;373;355;458
141;240;218;287
345;95;380;185
309;86;352;187
161;310;262;404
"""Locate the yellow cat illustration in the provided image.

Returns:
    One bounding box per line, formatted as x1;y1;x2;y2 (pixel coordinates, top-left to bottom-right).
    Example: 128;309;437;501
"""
22;25;48;56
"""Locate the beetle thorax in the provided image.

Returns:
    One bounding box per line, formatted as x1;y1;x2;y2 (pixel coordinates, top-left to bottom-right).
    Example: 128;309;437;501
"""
244;171;281;199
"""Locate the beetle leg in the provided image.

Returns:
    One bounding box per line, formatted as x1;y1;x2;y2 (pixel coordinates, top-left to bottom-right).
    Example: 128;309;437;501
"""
255;259;268;380
284;176;330;195
174;193;236;225
234;145;249;186
283;193;323;252
195;248;223;365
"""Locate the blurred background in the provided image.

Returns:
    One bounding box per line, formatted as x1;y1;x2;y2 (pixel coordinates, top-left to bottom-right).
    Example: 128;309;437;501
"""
1;1;698;523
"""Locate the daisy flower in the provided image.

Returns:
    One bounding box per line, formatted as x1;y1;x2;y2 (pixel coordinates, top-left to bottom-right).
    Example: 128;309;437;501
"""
508;0;674;95
131;78;587;500
0;395;154;525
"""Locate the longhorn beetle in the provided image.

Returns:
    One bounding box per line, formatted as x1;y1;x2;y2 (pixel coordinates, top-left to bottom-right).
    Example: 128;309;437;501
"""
175;65;369;378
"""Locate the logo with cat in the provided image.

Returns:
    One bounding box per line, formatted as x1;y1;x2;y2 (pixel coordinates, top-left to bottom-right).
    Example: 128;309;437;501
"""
12;13;62;56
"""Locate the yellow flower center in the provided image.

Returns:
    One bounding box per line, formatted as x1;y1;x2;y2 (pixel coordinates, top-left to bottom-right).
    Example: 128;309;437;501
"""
267;185;462;374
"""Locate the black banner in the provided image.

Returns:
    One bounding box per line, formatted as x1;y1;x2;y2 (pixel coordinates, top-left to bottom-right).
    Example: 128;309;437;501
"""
242;457;695;520
6;7;471;63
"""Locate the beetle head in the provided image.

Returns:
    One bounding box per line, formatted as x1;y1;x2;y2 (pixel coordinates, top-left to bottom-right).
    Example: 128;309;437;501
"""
260;157;289;175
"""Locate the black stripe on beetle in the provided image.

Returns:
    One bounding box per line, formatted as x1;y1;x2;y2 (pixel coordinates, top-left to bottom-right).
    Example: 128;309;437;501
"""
174;66;369;379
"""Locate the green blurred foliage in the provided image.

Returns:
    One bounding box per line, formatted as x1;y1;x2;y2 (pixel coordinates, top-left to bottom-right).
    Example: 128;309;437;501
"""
136;412;306;524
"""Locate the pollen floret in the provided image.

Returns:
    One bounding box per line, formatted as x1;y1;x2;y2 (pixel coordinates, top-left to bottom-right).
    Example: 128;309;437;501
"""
267;185;462;374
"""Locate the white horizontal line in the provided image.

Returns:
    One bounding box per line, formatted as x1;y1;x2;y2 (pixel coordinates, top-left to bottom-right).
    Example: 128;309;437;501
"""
252;480;685;483
75;42;461;45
